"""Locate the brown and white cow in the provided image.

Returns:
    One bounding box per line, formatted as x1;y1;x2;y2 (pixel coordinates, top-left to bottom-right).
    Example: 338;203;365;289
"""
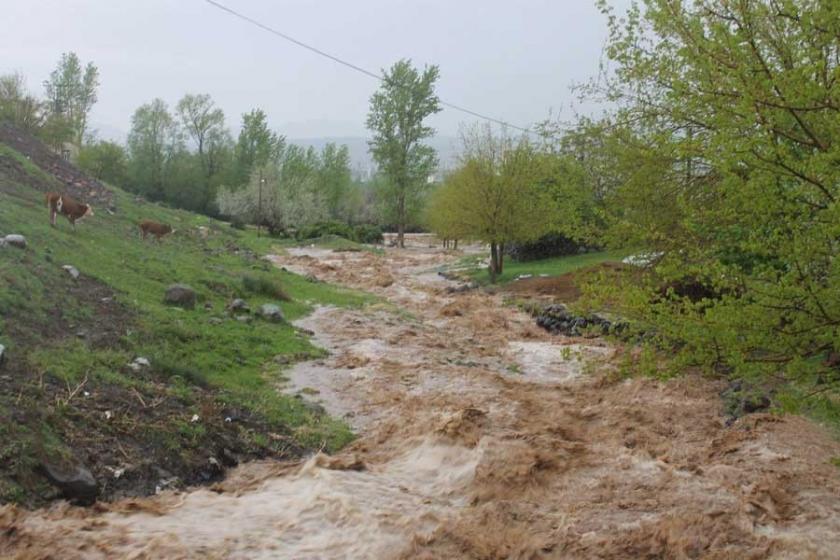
138;220;175;241
45;192;93;229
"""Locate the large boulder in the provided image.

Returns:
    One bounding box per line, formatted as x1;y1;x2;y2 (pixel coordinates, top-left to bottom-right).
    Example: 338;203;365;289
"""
41;461;99;504
258;303;285;323
164;284;196;309
3;234;26;249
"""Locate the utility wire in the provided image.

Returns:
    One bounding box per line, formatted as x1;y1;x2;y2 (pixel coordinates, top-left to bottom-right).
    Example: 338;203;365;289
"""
203;0;537;135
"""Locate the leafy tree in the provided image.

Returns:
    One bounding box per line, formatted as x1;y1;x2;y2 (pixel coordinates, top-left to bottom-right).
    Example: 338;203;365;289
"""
176;93;226;178
76;141;128;186
127;99;181;201
317;142;352;219
0;72;44;132
43;52;99;146
429;125;557;282
425;180;470;249
366;59;441;248
584;0;840;391
233;109;283;186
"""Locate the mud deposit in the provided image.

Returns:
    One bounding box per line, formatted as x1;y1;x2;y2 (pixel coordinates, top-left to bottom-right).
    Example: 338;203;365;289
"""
3;236;840;559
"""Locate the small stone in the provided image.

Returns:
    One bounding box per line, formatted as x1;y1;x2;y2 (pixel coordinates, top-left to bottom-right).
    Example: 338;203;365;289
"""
3;234;26;249
128;357;151;373
209;317;224;325
191;414;200;423
236;315;253;324
228;298;249;313
258;304;285;323
164;284;196;309
62;265;80;279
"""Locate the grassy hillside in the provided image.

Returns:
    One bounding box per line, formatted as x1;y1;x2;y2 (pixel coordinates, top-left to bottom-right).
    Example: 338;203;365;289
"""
0;141;372;505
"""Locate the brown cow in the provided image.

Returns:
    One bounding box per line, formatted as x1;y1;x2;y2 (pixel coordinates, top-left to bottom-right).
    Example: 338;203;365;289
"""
138;220;175;241
45;192;93;229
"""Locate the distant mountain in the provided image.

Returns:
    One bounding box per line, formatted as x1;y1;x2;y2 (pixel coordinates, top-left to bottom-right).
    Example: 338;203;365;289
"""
288;135;460;180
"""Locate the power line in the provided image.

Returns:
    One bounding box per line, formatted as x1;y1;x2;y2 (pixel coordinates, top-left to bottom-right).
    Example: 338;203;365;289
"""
202;0;537;135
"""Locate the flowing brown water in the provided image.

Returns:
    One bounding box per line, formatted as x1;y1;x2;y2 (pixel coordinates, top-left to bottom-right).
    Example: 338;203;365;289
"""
3;235;840;559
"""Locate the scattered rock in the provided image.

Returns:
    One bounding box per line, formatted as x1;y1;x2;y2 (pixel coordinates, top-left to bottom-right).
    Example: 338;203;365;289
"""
204;302;213;310
62;265;80;279
446;281;479;294
304;273;320;283
228;298;250;313
128;357;151;372
533;303;627;338
3;234;27;249
236;315;253;324
40;461;99;505
258;303;285;323
164;284;196;309
208;317;224;325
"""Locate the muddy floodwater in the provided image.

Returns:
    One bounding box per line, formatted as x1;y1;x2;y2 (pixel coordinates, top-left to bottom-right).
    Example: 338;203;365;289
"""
3;235;840;559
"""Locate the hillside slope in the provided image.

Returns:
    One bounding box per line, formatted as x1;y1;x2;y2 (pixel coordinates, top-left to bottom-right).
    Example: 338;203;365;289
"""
0;127;370;506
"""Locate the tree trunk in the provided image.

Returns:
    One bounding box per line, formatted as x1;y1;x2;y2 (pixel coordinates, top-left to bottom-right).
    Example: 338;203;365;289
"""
498;242;505;274
454;239;459;250
397;193;406;248
489;242;498;283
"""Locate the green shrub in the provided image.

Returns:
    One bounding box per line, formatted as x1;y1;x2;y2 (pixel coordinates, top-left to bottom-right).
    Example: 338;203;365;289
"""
296;221;354;242
152;356;209;388
241;273;291;301
353;224;384;244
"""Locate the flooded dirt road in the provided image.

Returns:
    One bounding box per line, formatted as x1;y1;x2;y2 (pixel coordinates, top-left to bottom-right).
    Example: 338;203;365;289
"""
3;236;840;559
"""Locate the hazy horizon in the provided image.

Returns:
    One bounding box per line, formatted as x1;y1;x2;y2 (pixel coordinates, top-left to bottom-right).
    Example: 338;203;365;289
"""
1;0;630;142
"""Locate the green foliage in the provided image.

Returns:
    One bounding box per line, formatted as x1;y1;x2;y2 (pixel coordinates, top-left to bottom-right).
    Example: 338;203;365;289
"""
234;109;284;185
296;221;354;242
42;52;99;147
366;59;442;247
0;72;44;132
241;273;291;301
127;98;180;200
352;223;384;244
76;140;128;186
218;139;358;234
577;0;840;398
428;125;558;282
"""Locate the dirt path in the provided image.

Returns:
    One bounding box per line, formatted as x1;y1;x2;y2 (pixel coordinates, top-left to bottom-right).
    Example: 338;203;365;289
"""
3;237;840;559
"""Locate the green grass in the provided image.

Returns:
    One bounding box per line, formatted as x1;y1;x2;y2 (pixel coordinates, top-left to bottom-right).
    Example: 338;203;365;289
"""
0;150;375;455
458;250;628;285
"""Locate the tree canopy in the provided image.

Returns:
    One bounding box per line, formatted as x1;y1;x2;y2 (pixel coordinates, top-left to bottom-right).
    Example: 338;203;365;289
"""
367;59;441;248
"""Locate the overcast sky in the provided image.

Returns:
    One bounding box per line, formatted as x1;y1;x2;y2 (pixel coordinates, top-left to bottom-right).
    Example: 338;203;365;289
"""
1;0;629;141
